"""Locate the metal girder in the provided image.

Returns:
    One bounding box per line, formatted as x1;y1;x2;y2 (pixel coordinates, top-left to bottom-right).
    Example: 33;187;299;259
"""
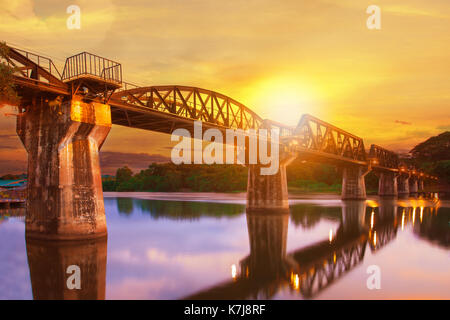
287;114;367;164
110;85;264;131
369;144;399;170
2;46;69;96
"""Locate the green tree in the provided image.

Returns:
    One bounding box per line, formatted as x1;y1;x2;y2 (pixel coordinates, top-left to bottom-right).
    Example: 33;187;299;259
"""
116;166;133;184
0;42;19;107
433;160;450;184
410;131;450;184
410;131;450;161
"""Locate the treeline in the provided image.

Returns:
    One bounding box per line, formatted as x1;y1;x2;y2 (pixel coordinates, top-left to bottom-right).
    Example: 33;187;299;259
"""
410;131;450;184
0;174;26;180
102;160;345;193
103;163;248;192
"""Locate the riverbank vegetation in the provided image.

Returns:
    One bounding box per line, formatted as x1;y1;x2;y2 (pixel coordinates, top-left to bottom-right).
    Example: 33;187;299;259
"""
0;42;20;107
410;131;450;184
102;160;347;193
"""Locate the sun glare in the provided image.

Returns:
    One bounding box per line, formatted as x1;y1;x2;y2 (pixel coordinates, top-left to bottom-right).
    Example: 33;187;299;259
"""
245;76;319;126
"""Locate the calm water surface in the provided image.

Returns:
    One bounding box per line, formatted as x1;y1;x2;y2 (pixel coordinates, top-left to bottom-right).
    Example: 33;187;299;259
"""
0;194;449;299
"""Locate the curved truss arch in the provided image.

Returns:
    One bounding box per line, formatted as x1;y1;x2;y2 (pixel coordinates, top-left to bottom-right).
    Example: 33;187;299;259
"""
111;84;264;131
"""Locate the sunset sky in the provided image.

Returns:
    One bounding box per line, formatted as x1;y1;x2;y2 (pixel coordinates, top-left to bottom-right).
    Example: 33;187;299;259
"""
0;0;449;174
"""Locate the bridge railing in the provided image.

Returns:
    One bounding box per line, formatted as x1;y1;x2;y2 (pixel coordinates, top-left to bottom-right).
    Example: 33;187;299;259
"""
61;52;122;86
2;45;65;88
4;47;62;79
118;81;141;92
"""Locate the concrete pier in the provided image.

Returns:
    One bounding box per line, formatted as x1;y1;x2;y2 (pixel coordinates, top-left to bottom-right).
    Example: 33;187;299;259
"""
397;175;410;197
341;166;369;200
409;177;419;195
17;99;111;240
378;172;398;197
418;179;425;193
247;164;290;212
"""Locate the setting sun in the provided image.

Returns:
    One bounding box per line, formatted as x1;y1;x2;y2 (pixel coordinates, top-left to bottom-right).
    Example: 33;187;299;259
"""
243;76;319;126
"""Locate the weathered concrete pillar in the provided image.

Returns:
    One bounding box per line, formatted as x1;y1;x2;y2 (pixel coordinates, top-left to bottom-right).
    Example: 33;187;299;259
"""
247;164;290;212
397;175;410;197
17;99;111;240
409;177;418;195
418;179;425;192
26;238;107;300
341;166;369;200
378;172;398;197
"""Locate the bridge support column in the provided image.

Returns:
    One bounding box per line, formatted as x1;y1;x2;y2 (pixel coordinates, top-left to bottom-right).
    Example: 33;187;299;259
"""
247;164;290;212
397;175;410;198
17;99;111;240
341;166;369;200
378;172;398;198
409;178;418;195
418;179;425;193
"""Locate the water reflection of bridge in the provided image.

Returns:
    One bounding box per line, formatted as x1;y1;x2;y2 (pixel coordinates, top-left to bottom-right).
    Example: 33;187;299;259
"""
1;199;445;299
184;199;442;300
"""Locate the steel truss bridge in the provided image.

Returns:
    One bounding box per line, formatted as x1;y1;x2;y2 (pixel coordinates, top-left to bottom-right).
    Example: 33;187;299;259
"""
1;45;438;180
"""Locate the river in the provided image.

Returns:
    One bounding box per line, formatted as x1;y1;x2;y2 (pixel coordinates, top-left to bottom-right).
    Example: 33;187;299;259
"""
0;193;448;299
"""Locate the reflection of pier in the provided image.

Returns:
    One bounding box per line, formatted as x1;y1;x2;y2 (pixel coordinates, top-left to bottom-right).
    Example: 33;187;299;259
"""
0;186;26;207
184;200;405;300
26;238;107;300
0;206;26;224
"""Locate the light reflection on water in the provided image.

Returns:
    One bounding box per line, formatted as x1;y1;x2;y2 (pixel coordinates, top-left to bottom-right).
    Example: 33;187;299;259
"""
0;196;448;300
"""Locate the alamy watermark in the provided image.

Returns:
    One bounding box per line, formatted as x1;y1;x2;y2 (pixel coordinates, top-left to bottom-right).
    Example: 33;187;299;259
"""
66;265;81;290
171;121;280;175
67;5;81;30
366;265;381;290
366;5;381;30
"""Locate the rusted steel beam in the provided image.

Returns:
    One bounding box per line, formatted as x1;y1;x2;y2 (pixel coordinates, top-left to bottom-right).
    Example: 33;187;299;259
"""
111;85;263;131
290;114;367;162
369;144;399;169
5;46;69;96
